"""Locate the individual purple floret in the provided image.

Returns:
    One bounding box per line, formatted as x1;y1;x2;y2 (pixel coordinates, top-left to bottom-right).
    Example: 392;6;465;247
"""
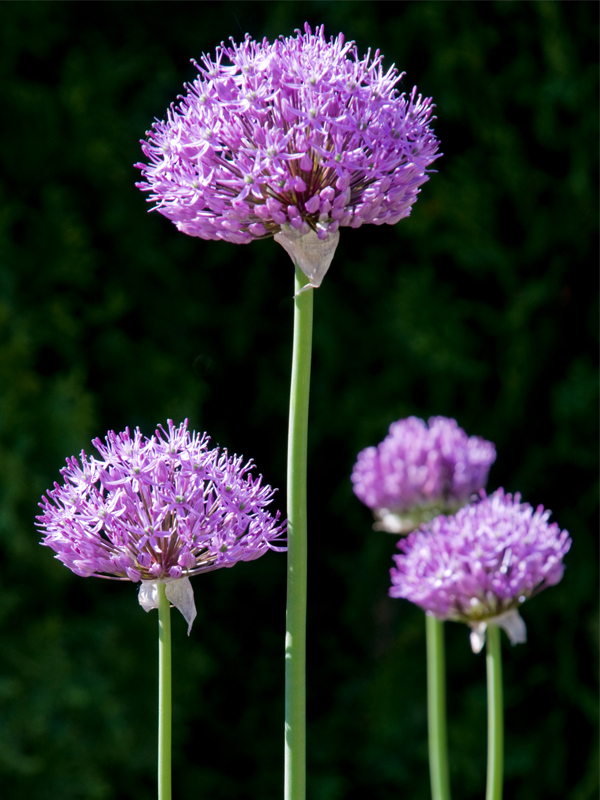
136;24;440;254
37;420;285;632
351;416;496;533
390;488;571;652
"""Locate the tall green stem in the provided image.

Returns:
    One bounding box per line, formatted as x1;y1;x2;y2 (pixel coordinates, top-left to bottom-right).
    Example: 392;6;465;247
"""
485;623;503;800
285;265;314;800
426;614;451;800
157;581;172;800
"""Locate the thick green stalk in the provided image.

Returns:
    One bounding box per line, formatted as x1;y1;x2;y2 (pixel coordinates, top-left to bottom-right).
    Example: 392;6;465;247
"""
157;582;172;800
426;614;452;800
284;265;314;800
485;623;504;800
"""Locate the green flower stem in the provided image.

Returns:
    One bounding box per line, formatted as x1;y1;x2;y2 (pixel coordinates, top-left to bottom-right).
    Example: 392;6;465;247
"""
157;581;172;800
426;614;452;800
285;265;314;800
485;623;504;800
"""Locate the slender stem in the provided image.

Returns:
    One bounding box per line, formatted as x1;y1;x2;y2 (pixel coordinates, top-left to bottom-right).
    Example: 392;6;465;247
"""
485;623;504;800
426;614;452;800
285;265;314;800
157;582;172;800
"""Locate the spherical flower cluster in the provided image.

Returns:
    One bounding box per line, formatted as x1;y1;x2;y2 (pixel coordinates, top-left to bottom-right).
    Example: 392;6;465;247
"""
37;420;285;630
351;416;496;533
136;24;440;248
389;489;571;651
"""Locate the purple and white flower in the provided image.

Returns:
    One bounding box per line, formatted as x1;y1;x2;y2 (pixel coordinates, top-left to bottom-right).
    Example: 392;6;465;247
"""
352;416;496;533
37;420;285;632
389;489;571;651
136;24;440;288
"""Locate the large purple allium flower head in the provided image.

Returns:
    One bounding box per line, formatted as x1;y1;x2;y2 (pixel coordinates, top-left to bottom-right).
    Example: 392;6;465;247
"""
351;416;496;534
390;489;571;652
37;420;286;632
136;23;440;290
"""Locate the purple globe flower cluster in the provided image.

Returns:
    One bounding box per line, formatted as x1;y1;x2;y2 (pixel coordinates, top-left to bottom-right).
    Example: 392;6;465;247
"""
37;420;285;630
351;416;496;533
352;415;571;650
136;24;440;247
389;489;571;652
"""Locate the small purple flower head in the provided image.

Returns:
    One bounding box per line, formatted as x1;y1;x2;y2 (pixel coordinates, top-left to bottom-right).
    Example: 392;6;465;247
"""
37;420;285;632
390;489;572;652
351;416;496;533
136;24;440;287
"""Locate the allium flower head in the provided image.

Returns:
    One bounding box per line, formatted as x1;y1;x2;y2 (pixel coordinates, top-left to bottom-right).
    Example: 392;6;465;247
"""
352;416;496;533
136;24;440;288
37;420;285;632
389;489;571;652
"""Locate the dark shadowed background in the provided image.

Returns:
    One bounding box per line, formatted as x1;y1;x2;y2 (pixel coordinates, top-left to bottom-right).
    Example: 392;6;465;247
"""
0;2;597;799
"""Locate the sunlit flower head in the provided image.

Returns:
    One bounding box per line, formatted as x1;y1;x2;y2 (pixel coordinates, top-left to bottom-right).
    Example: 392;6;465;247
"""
389;489;571;651
136;23;440;251
352;416;496;533
37;420;285;631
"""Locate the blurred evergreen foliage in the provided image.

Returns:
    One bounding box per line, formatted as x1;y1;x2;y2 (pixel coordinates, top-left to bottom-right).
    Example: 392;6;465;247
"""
0;2;597;799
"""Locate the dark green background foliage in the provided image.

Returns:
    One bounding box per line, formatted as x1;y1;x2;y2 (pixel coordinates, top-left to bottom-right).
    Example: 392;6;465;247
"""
0;2;597;798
